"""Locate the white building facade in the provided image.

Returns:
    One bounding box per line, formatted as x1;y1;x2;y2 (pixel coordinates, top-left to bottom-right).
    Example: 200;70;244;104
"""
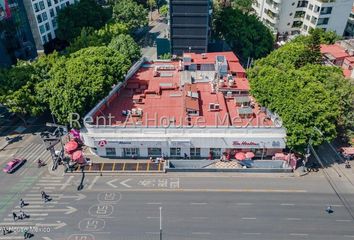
22;0;76;50
253;0;353;36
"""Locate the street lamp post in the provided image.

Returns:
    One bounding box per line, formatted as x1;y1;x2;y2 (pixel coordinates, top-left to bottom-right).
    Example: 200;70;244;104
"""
159;206;162;240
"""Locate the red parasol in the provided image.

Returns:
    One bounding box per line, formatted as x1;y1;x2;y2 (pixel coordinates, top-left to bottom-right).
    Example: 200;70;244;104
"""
65;140;78;154
245;152;255;159
274;152;286;160
72;150;85;164
235;152;246;161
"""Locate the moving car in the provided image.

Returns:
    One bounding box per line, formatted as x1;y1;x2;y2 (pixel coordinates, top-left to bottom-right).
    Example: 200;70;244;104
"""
3;158;26;173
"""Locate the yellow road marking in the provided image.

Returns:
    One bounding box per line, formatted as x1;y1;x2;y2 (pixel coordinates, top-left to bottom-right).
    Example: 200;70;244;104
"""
123;162;126;171
136;162;140;171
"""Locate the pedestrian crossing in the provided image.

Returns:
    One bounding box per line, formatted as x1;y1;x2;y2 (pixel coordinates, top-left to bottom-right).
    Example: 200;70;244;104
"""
16;143;51;165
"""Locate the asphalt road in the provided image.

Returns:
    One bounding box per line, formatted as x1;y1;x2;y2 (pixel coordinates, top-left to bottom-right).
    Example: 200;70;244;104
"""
1;135;354;240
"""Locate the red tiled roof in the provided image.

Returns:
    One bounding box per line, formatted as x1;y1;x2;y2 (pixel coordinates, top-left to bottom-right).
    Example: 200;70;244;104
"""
321;44;349;59
343;69;352;78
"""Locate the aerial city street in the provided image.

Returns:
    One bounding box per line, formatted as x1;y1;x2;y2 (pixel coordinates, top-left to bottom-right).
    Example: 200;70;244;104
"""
1;0;354;239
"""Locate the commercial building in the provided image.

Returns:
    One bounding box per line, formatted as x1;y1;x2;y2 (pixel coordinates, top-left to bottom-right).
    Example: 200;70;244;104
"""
169;0;211;55
253;0;353;37
81;52;286;159
22;0;76;51
0;0;37;67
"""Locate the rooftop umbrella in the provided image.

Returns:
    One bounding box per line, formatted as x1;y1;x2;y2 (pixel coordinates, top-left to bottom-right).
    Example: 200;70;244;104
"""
245;152;255;159
65;140;78;154
235;152;246;161
72;150;85;164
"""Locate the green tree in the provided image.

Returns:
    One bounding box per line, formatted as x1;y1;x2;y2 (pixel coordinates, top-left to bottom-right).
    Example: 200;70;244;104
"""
113;0;148;30
232;0;253;13
159;4;168;17
56;0;111;42
213;7;274;63
248;38;354;151
43;47;131;124
108;34;141;62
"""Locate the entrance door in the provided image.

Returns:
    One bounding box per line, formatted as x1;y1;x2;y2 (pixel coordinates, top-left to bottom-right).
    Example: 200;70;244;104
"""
123;148;140;157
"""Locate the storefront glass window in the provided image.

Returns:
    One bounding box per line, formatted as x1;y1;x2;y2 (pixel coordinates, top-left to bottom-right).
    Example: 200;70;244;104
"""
170;148;181;157
106;148;116;156
124;148;139;157
210;148;221;157
190;148;201;157
148;148;162;156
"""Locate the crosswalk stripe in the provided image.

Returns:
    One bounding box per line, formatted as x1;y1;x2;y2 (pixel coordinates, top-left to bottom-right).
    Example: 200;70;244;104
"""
3;217;45;221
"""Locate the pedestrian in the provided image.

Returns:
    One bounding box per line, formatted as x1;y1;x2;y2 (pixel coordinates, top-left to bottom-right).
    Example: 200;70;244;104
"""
23;229;31;239
12;212;17;221
2;227;8;235
41;191;45;199
20;198;25;208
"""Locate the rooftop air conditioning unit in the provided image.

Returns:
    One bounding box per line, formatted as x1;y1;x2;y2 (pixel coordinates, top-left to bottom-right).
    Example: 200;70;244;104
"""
226;91;232;98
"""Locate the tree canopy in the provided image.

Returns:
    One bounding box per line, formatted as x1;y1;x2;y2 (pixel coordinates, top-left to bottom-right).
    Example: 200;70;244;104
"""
108;34;141;62
213;7;274;63
113;0;148;30
248;33;354;150
56;0;111;42
41;47;131;124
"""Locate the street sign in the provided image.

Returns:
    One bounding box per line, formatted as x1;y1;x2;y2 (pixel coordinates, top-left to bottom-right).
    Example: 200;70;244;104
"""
98;140;107;147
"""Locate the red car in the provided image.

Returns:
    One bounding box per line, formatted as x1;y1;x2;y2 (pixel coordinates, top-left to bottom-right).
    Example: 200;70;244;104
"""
3;158;26;173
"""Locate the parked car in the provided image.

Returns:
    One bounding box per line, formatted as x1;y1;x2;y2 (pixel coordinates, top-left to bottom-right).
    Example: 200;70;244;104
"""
3;158;26;173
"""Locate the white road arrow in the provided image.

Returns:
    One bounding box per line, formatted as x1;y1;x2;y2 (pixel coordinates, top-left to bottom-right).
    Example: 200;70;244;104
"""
36;221;67;229
120;178;132;188
42;237;53;240
107;179;118;188
22;206;77;214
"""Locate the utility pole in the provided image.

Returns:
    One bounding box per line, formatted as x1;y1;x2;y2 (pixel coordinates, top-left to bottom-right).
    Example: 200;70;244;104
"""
159;206;162;240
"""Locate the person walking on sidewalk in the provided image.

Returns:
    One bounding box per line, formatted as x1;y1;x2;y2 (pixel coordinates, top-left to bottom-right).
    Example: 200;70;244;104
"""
20;198;25;208
12;212;17;221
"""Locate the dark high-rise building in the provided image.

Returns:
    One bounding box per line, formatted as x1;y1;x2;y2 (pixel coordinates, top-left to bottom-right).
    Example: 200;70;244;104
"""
0;0;37;67
169;0;210;56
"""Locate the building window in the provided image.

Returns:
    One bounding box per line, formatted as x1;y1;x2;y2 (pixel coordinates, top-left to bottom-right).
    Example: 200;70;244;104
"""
52;19;57;28
317;17;329;25
106;148;116;156
42;35;47;43
148;148;162;156
306;14;310;20
308;4;313;11
314;5;320;13
210;148;221;158
123;148;139;157
55;6;60;12
45;22;50;31
42;12;48;21
65;1;69;6
320;7;332;15
39;1;45;10
311;16;317;25
61;3;65;8
170;148;181;157
39;25;45;34
50;8;54;17
303;24;308;31
47;0;52;7
54;0;58;4
47;32;52;41
36;14;43;24
33;3;40;12
190;148;201;158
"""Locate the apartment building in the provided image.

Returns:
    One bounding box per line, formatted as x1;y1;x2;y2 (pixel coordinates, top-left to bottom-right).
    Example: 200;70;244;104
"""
344;4;354;36
253;0;353;36
22;0;76;50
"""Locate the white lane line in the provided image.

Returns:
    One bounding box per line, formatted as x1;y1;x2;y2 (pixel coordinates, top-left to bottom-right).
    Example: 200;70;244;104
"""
236;203;253;206
281;203;295;206
336;219;352;222
87;176;100;190
242;233;261;235
3;217;45;221
7;213;48;217
41;176;63;179
146;202;162;205
190;202;208;205
287;218;302;221
192;232;211;235
192;217;208;220
241;217;257;220
0;236;27;239
60;176;74;190
290;233;308;236
14;205;55;208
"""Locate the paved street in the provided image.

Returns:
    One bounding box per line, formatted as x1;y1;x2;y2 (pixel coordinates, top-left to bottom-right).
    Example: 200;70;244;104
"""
0;134;354;240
